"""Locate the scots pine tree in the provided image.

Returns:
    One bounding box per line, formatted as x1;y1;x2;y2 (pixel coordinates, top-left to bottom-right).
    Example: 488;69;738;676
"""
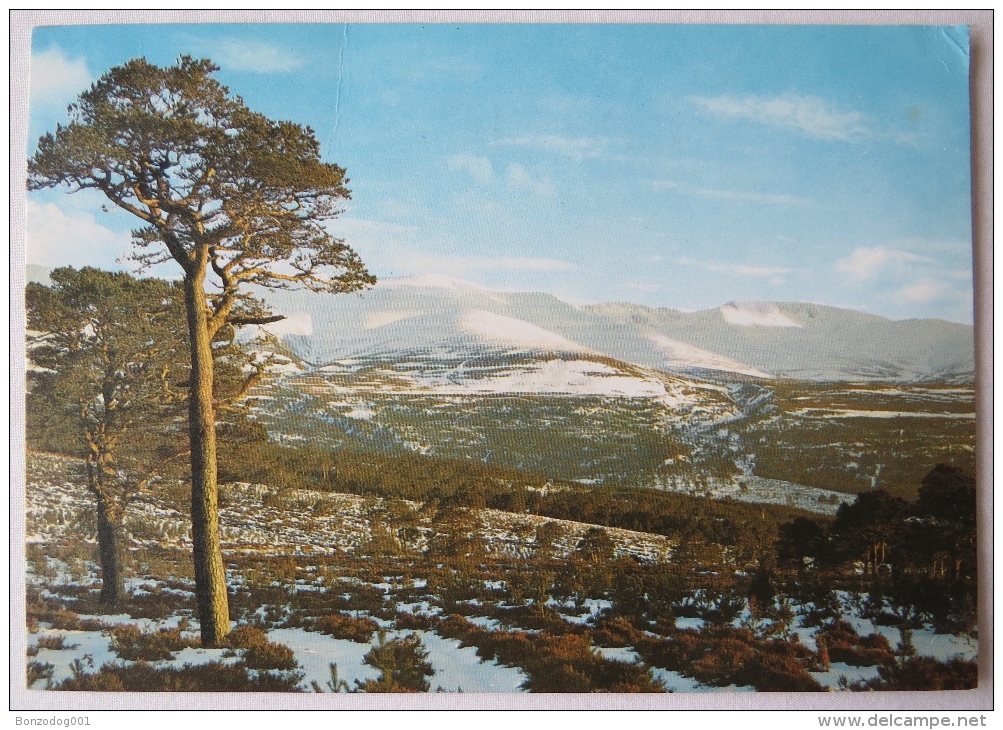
29;57;374;644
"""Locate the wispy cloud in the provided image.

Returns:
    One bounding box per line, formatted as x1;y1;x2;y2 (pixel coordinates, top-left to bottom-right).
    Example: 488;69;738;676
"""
834;246;934;280
506;163;555;197
30;47;91;107
494;135;610;160
677;257;793;278
690;94;870;141
835;245;972;310
654;180;812;207
893;279;963;304
213;39;303;73
447;156;555;196
405;251;574;276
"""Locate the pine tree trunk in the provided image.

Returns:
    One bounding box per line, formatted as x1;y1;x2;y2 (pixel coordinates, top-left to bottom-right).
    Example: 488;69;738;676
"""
96;497;122;606
184;272;230;647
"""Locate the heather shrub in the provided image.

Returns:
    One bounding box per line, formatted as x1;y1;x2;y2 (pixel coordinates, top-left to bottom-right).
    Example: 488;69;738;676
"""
314;614;380;643
109;624;194;662
225;624;269;648
36;635;79;650
54;661;304;691
243;641;297;671
223;623;298;671
818;621;894;667
857;657;977;690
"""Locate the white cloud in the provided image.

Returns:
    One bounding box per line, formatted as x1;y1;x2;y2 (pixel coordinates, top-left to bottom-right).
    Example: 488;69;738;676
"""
834;244;972;313
890;278;966;302
214;39;303;73
677;257;793;278
30;47;91;107
26;200;133;270
447;154;495;185
506;163;555;197
654;180;811;207
494;135;610;160
447;156;555;196
834;246;934;280
690;94;870;141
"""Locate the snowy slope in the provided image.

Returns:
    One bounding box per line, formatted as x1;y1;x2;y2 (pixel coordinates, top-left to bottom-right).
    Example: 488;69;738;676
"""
250;280;973;384
585;300;974;383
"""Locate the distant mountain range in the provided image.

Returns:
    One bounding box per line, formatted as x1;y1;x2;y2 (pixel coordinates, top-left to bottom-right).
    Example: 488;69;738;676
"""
25;266;974;384
253;275;974;384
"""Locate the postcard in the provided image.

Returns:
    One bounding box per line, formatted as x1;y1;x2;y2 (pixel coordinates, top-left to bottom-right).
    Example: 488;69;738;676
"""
13;11;990;712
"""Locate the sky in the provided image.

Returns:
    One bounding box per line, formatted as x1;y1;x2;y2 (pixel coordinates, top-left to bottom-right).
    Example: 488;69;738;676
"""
25;23;974;323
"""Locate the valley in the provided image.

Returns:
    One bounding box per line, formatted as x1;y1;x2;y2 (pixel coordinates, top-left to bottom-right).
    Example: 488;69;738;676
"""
23;275;979;693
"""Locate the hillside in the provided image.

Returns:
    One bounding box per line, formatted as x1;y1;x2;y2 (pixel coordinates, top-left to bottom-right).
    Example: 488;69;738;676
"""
252;277;975;383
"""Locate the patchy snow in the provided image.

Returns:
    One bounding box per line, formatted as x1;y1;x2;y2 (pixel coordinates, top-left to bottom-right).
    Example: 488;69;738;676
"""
648;666;755;693
463;616;505;631
413;631;528;692
810;662;882;690
674;617;705;631
430;358;668;397
265;359;306;376
596;646;641;664
343;406;376;421
647;334;771;379
790;408;975;420
720;302;802;328
910;630;979;661
158;647;236;669
267;627;380;690
266;627;527;693
459;309;589;353
396;601;440;617
649;667;704;692
29;629;113;689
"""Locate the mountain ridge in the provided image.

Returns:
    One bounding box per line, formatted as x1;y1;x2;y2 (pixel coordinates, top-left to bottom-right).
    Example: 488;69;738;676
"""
256;280;974;384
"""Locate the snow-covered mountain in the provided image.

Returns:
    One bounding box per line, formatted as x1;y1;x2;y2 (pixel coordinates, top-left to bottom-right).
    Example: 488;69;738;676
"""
254;277;974;385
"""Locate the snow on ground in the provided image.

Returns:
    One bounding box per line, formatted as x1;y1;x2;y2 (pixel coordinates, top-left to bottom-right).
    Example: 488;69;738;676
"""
266;627;380;690
652;474;848;517
720;302;802;329
459;309;590;354
647;334;771;379
809;662;881;689
413;630;528;692
790;408;975;420
648;667;755;693
674;617;705;631
266;627;528;693
596;646;641;664
427;358;670;397
29;629;114;689
25;451;676;600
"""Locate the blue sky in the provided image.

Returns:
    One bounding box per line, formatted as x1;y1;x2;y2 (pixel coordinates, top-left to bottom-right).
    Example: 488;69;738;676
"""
26;23;974;323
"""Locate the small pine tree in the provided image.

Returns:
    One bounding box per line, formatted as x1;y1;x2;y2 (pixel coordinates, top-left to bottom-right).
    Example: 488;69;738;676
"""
356;632;435;693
